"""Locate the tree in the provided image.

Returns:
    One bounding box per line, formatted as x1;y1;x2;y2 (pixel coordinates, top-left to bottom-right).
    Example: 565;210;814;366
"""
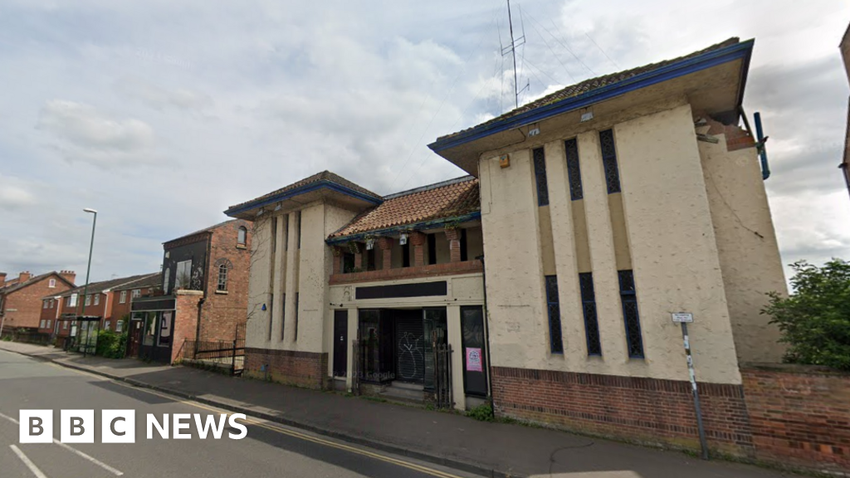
763;259;850;370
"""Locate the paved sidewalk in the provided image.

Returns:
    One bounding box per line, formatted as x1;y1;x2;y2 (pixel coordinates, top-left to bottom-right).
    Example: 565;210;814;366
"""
0;341;796;478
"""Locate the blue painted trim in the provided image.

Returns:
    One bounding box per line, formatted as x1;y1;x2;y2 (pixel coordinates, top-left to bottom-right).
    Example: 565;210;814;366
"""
325;211;481;245
429;40;754;153
225;180;382;216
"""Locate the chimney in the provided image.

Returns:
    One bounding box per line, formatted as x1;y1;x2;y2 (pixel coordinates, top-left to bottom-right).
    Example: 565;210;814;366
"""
59;270;76;286
18;271;32;283
0;272;6;288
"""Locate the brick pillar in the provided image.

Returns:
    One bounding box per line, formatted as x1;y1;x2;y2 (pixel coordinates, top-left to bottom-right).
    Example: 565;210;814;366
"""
409;231;426;267
445;228;462;262
352;243;363;269
378;237;394;270
332;247;343;274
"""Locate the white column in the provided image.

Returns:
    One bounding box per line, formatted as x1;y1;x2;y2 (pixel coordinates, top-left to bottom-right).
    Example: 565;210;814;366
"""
447;305;465;410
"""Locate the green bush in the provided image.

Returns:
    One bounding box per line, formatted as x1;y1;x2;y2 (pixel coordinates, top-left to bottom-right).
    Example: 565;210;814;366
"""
763;259;850;370
465;403;494;422
95;329;128;359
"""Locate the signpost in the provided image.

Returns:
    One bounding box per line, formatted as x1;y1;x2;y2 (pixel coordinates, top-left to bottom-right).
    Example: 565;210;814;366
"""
672;312;709;460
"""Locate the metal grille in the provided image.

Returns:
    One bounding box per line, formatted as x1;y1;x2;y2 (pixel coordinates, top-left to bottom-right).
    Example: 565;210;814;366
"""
564;138;583;200
544;275;563;353
579;273;602;356
599;130;621;194
533;147;549;206
618;270;644;358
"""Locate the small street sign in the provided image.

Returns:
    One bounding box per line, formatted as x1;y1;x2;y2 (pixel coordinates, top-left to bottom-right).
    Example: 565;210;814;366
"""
671;312;693;323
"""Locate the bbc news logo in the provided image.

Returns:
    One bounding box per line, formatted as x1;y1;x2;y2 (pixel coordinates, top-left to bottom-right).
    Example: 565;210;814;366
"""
19;410;247;443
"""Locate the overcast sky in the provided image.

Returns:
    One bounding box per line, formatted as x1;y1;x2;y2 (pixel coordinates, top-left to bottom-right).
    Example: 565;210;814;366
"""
1;0;849;286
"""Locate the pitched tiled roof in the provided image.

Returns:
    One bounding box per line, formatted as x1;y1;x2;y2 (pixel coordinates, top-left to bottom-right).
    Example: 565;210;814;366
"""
227;171;382;213
330;176;479;239
53;273;160;298
111;272;161;291
2;272;73;295
435;37;741;142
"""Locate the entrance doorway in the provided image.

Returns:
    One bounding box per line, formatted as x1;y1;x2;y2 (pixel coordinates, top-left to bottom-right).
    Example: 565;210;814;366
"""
333;310;347;377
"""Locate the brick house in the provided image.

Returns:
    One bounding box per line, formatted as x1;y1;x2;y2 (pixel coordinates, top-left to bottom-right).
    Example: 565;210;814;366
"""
840;22;850;198
39;272;159;340
129;219;251;364
0;270;76;335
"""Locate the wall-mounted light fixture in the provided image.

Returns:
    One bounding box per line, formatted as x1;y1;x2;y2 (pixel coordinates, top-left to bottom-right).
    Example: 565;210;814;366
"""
274;203;282;211
256;208;265;216
366;237;375;250
528;123;540;136
399;233;408;245
580;108;594;123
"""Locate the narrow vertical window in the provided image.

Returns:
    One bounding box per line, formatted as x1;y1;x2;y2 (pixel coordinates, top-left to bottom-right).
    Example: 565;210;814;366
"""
599;129;621;194
280;293;286;340
460;229;468;262
237;226;247;246
427;234;437;265
565;138;583;200
270;216;278;253
579;273;602;356
296;211;302;249
283;214;289;250
544;275;563;354
294;293;299;341
532;147;549;206
402;243;411;268
366;249;376;271
267;293;274;341
217;264;228;292
618;270;644;358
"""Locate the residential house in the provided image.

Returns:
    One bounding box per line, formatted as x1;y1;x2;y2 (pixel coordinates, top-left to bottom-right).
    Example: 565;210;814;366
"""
226;171;488;406
129;219;251;363
0;270;76;335
41;272;159;342
428;37;786;455
841;22;850;198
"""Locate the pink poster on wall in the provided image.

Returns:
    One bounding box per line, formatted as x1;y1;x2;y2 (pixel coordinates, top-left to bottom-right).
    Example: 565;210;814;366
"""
466;347;483;372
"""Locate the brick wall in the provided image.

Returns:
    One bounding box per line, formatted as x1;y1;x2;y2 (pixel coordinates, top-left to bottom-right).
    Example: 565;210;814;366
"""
172;290;203;364
742;364;850;474
2;274;74;330
199;220;251;342
244;347;328;389
329;259;483;285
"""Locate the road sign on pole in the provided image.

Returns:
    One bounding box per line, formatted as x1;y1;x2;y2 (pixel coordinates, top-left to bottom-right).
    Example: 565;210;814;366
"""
672;312;709;460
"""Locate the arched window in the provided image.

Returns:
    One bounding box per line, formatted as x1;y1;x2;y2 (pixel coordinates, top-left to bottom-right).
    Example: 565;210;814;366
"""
237;226;247;246
217;263;228;292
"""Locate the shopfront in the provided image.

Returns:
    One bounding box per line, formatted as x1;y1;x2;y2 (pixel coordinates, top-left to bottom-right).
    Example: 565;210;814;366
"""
130;296;176;363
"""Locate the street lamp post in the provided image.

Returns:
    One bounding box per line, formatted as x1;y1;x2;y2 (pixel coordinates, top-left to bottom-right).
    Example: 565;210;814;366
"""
81;208;97;357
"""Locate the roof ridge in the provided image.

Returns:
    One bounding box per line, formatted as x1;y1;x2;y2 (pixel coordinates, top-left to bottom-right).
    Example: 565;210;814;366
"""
383;175;476;200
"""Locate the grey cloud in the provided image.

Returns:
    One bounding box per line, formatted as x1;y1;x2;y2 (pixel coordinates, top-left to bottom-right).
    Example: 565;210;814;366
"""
114;77;214;112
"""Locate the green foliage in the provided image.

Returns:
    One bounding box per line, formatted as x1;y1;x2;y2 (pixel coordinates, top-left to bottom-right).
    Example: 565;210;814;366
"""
95;329;128;359
763;259;850;370
1;335;12;342
465;403;494;422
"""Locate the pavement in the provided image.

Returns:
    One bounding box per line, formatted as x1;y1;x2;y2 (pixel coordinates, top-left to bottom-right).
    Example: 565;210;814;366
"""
0;341;799;478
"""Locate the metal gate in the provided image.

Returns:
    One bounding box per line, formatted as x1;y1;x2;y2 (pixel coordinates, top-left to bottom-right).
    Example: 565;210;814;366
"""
433;343;453;409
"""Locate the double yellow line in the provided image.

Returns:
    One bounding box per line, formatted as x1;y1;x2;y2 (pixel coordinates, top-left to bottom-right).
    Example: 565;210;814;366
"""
75;367;466;478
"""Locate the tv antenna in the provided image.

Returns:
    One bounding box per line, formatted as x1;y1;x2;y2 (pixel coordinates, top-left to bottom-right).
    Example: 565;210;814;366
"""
501;0;527;109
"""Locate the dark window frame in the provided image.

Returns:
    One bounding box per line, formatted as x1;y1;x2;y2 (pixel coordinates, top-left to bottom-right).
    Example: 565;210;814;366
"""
532;147;549;206
565;138;583;200
599;129;622;194
427;234;437;265
618;270;644;359
578;272;602;356
544;275;564;354
237;226;247;246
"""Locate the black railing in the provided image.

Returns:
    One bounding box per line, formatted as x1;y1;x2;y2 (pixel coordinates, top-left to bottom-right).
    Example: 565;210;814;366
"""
180;324;246;376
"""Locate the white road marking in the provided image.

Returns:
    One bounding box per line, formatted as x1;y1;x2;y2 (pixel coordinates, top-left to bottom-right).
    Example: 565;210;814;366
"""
10;444;50;478
0;412;123;476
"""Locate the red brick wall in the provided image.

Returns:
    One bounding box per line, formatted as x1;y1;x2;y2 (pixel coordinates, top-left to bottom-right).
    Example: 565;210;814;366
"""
742;365;850;474
329;259;483;285
172;291;202;364
244;347;327;389
2;274;73;330
199;220;251;342
491;367;753;457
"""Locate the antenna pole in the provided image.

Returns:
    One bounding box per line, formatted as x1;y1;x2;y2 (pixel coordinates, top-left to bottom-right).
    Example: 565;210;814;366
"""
507;0;519;108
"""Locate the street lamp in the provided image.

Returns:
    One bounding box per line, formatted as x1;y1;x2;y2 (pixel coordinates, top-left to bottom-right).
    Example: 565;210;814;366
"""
80;208;97;357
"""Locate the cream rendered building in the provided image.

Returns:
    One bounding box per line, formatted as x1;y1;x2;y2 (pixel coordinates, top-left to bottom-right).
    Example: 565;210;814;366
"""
429;37;787;452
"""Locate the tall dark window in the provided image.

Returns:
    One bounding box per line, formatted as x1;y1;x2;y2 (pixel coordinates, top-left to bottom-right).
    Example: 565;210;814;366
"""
294;293;299;341
402;243;411;268
460;229;468;262
342;252;355;273
270;216;278;253
544;275;563;354
267;293;274;341
283;214;289;250
366;249;376;271
217;264;228;292
533;147;549;206
280;293;286;340
618;270;644;358
579;273;601;356
427;234;437;265
565;138;583;200
296;211;302;249
599;129;621;194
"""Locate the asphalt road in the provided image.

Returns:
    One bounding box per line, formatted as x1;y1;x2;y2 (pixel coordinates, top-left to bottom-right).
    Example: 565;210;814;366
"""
0;350;477;478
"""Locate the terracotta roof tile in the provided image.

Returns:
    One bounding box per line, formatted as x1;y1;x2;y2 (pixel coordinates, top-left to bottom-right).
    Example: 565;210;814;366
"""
435;37;741;142
330;176;479;239
227;171;381;213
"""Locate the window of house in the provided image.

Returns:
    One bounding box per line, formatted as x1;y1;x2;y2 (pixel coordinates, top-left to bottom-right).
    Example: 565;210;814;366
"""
175;260;192;290
460;229;468;262
342;252;355;273
533;147;549;206
237;226;247;246
579;273;602;356
94;294;100;306
296;211;302;249
48;278;56;288
366;249;376;271
105;320;111;331
85;295;91;306
270;216;278;254
280;293;286;340
618;270;644;358
43;300;49;309
564;138;583;200
283;214;289;251
40;320;45;328
119;290;127;304
427;234;437;265
217;264;228;292
294;292;299;340
599;129;622;194
116;320;124;333
63;320;68;330
49;299;54;309
69;293;78;307
267;293;274;341
163;267;170;293
132;289;141;299
46;320;51;329
544;276;563;354
402;243;411;268
158;311;173;347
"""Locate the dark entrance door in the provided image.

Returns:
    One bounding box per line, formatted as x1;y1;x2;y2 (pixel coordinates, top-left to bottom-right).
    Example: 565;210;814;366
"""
423;308;448;391
333;310;348;377
461;306;488;396
394;310;425;383
128;319;143;357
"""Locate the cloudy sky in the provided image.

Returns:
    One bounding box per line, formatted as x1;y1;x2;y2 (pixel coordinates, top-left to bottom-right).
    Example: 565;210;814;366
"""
1;0;848;285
